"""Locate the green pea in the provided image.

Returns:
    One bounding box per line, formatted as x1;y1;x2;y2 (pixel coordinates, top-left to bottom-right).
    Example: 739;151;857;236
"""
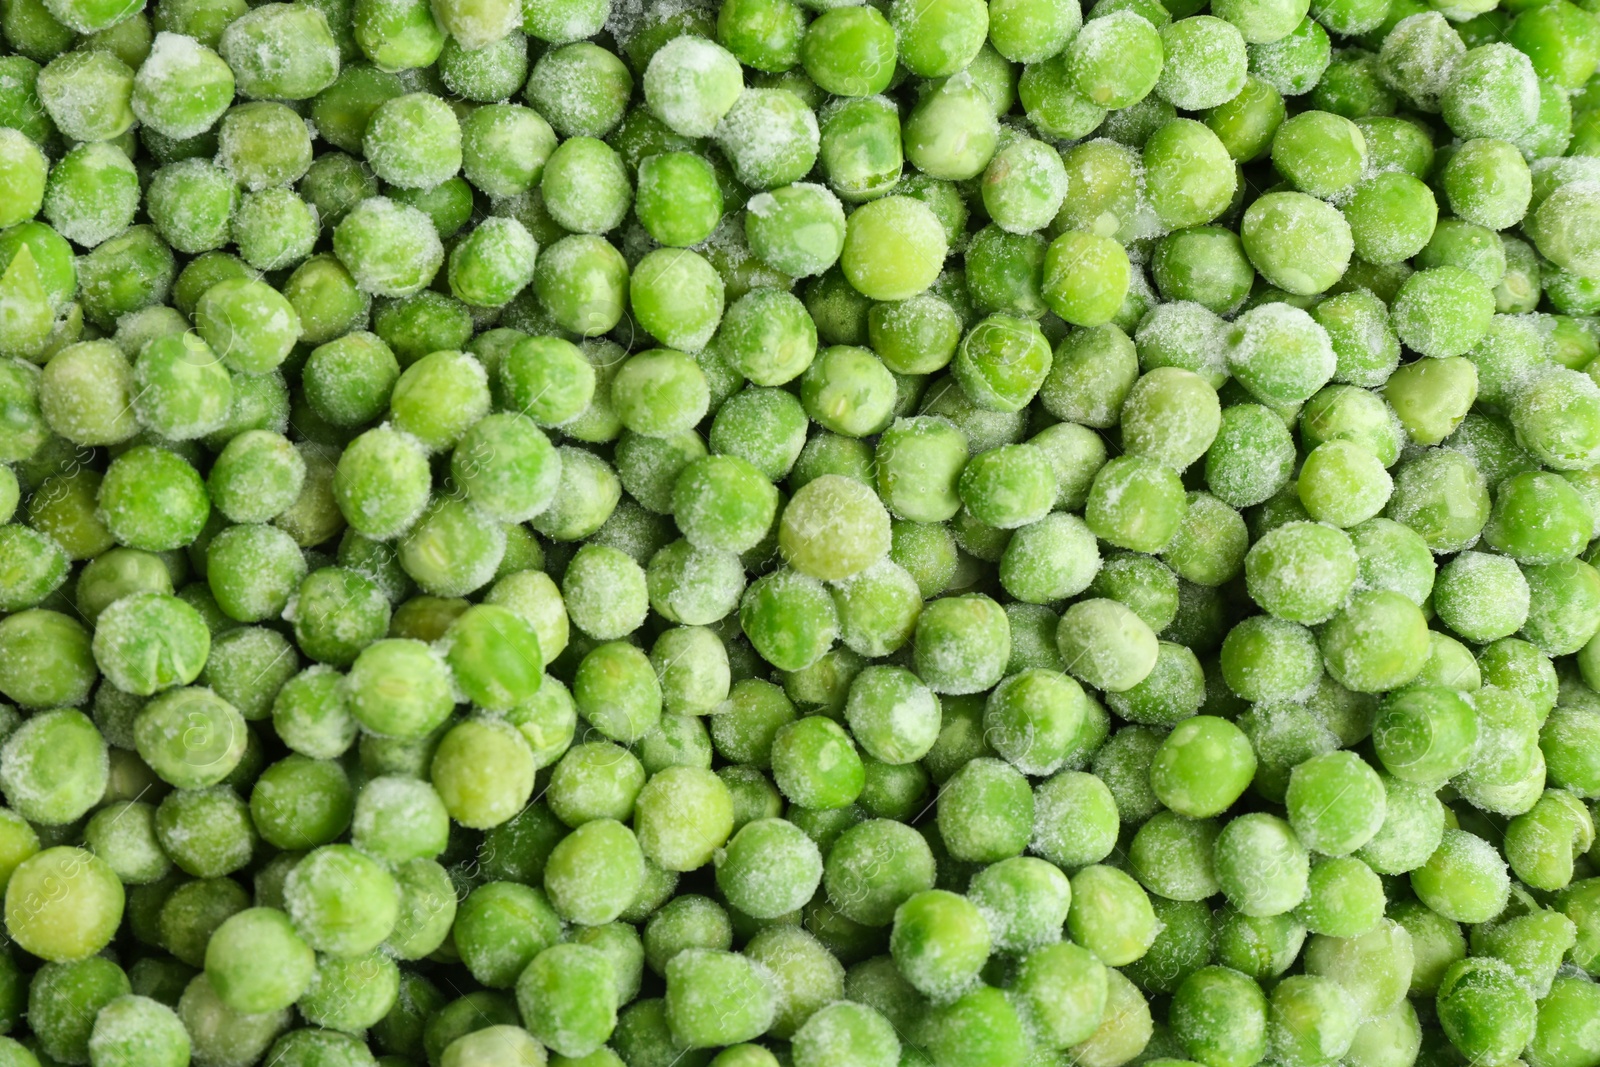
1149;715;1256;818
1215;813;1310;917
1389;266;1496;360
716;87;820;189
905;75;1001;178
632;151;722;249
709;817;819;922
205;522;306;622
889;889;990;999
1145;119;1238;231
437;27;527;94
333;196;445;298
511;943;617;1059
790;1000;897;1067
716;287;818;387
1085;454;1189;553
1240;192;1353;297
716;0;804;72
839;195;948;302
1171;965;1270;1067
1128;809;1220;902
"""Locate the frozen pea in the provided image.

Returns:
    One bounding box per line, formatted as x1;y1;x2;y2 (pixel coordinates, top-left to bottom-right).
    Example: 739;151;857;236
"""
642;35;742;139
1340;175;1438;275
4;846;124;964
1435;957;1536;1067
630;250;724;354
905;75;1001;178
770;715;862;811
448;881;560;995
839;195;947;302
0;707;105;826
1408;828;1512;925
773;474;887;580
673;454;779;555
980;137;1065;237
1085;454;1189;554
333;196;445;299
41;142;142;252
1518;557;1600;656
1389;270;1495;366
950;316;1050;417
458;107;550;199
1285;751;1386;861
1483;471;1591;565
428;715;534;830
889;889;990;999
1215;813;1310;917
707;388;807;483
1227;304;1337;408
1427;196;1520;287
1510;366;1600;471
1244;520;1358;624
1158;233;1254;321
1504;789;1594;892
512;943;617;1059
634;765;734;871
1319;590;1431;693
1170;965;1270;1067
1204;403;1296;508
790;1000;897;1067
714;817;821;921
633;152;722;249
1150;715;1257;818
205;523;307;622
715;88;820;190
931;755;1032;865
1239;192;1353;298
362;92;462;191
1121;368;1222;471
497;335;596;429
543;818;647;928
204;907;314;1016
1042;231;1131;328
819;93;911;209
444;218;537;310
1129;810;1220;902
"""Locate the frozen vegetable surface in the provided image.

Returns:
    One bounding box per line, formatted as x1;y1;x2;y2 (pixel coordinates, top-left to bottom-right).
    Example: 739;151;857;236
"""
0;0;1599;1065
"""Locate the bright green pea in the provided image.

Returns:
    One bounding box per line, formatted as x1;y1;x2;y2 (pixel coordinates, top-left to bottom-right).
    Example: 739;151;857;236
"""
1240;192;1353;296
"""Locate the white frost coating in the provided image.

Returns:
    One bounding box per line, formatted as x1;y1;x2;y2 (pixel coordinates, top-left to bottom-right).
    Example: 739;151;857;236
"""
1226;302;1337;405
1160;16;1250;110
715;89;821;190
1377;12;1465;113
526;0;612;43
644;36;745;138
334;197;446;298
1441;43;1540;142
1136;300;1229;384
132;33;234;138
43;143;140;248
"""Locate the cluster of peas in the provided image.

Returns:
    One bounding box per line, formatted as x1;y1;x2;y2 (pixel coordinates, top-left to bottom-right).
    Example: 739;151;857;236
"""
4;0;1600;1060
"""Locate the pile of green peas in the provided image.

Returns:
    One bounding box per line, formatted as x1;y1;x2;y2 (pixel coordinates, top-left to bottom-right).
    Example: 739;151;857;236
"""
2;0;1600;1061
